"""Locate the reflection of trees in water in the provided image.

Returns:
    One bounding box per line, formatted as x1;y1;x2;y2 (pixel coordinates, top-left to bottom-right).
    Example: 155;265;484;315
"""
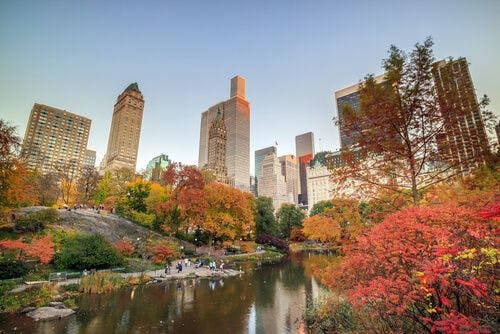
76;276;255;334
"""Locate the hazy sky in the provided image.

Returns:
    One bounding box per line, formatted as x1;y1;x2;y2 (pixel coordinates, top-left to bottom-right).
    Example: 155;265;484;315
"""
1;0;499;172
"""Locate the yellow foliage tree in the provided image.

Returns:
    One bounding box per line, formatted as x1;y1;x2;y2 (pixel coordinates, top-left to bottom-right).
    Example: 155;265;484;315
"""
302;215;341;245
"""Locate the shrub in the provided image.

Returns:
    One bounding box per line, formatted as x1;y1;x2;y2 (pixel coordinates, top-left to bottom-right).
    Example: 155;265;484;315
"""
14;208;58;232
55;234;125;270
79;272;124;294
241;243;253;253
255;234;289;254
0;255;28;279
289;227;305;242
130;210;155;228
149;242;175;264
63;298;76;309
114;240;135;257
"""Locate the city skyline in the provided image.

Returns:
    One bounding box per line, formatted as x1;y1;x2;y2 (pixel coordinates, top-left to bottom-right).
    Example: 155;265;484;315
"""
1;1;499;172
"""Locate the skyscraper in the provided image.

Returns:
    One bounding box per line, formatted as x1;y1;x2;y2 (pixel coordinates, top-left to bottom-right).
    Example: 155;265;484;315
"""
104;83;144;172
279;154;298;204
334;74;386;149
22;103;91;176
255;146;277;196
198;76;250;191
144;154;171;182
295;132;315;207
432;58;489;172
258;151;292;209
205;108;231;185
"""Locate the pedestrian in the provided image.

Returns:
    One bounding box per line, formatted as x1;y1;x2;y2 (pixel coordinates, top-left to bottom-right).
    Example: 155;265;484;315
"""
220;261;224;270
177;261;183;273
165;261;171;275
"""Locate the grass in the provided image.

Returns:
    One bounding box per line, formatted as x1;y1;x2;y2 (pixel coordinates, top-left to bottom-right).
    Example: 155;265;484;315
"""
79;272;124;294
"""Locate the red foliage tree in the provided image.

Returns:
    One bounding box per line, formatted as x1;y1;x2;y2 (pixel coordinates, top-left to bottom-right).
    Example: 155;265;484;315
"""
0;235;54;264
157;163;207;233
335;204;498;333
114;240;135;257
150;243;174;264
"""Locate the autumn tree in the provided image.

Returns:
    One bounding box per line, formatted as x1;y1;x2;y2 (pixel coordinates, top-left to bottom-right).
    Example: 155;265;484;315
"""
145;182;169;213
77;165;99;205
157;163;207;234
54;159;79;205
336;204;498;333
36;172;59;206
124;177;151;212
302;215;341;245
276;204;305;238
254;196;277;237
0;120;22;207
334;38;495;204
202;182;255;245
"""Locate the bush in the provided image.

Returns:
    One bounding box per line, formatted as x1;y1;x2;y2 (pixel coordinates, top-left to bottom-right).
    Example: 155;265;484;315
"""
289;227;305;242
130;210;155;228
256;234;289;254
55;234;125;270
114;240;135;257
0;255;28;279
79;272;124;294
14;208;58;232
241;243;253;253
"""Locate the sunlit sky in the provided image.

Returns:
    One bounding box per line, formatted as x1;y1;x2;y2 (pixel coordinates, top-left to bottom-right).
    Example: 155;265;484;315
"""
1;0;499;172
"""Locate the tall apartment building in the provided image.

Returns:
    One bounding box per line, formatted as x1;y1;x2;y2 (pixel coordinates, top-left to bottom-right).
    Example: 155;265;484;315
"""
306;162;334;213
334;74;387;149
432;58;489;172
255;146;277;196
258;151;292;209
104;83;144;172
279;154;298;204
144;154;171;182
22;103;91;176
198;76;250;191
83;149;96;168
295;132;315;207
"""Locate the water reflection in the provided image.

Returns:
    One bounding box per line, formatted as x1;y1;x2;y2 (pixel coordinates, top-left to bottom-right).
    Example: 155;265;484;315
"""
0;252;334;334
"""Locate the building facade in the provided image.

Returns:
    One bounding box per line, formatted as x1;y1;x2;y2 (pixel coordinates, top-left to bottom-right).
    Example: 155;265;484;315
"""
255;146;277;196
306;163;334;213
278;154;298;204
198;76;250;191
83;149;96;168
21;103;91;176
334;74;387;149
295;132;315;207
258;151;292;210
144;154;171;182
432;58;489;173
205;108;231;185
104;82;144;172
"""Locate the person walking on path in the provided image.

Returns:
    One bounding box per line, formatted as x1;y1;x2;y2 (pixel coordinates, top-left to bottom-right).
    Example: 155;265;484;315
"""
177;261;183;273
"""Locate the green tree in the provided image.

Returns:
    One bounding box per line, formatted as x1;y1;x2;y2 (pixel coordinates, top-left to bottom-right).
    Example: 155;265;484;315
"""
254;196;277;237
125;178;151;212
277;204;305;238
309;200;334;217
94;171;111;205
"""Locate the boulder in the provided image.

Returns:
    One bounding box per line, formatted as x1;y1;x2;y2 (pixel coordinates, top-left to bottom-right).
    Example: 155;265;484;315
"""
27;307;75;321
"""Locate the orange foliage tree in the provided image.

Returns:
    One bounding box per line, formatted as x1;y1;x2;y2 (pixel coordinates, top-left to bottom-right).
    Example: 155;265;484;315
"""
149;243;175;264
114;240;135;257
202;182;255;245
302;215;341;245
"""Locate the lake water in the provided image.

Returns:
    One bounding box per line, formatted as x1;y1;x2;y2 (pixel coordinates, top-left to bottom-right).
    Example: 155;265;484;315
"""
0;252;333;334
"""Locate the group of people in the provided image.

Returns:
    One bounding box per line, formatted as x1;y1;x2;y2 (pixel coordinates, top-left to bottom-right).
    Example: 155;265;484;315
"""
164;258;225;275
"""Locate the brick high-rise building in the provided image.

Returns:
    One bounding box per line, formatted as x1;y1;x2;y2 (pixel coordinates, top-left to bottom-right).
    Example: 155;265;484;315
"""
432;58;489;172
295;132;315;207
22;103;91;176
198;76;250;191
279;154;298;205
83;149;96;168
104;83;144;172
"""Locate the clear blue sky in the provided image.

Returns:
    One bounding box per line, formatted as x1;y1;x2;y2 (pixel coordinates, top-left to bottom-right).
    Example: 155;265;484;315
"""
1;0;499;172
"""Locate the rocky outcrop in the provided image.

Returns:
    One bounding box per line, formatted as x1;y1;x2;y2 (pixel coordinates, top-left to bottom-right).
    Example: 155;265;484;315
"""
27;307;75;321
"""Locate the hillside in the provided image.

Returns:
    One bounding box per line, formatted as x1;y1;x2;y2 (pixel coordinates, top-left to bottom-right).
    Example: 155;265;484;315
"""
21;207;193;248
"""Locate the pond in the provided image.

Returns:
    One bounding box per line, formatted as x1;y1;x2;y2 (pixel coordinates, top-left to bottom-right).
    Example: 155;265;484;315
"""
0;252;334;334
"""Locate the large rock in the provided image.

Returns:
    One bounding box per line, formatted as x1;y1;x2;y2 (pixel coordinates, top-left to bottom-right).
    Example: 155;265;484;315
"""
27;307;75;321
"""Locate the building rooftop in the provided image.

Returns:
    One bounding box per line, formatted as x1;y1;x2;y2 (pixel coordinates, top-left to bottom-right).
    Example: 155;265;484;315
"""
124;82;141;93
